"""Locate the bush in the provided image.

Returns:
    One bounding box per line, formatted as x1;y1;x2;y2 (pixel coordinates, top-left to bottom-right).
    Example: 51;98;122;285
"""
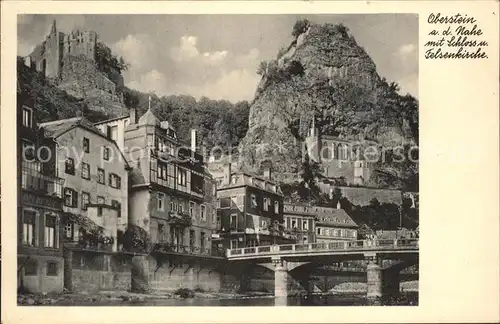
174;288;195;298
193;286;205;293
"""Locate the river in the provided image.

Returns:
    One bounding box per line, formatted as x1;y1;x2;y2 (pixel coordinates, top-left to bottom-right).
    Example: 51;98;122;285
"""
52;292;418;306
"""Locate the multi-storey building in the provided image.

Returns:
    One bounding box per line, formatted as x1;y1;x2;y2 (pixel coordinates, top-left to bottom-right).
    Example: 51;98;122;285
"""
94;115;131;152
283;203;317;244
17;94;65;293
313;204;359;243
114;105;217;255
39;116;130;252
214;164;293;250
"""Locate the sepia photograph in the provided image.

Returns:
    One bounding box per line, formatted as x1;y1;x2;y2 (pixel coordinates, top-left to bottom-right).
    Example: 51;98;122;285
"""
15;13;420;307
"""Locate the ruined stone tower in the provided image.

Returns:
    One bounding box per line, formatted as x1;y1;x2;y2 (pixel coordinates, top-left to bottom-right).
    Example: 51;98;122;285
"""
25;20;126;118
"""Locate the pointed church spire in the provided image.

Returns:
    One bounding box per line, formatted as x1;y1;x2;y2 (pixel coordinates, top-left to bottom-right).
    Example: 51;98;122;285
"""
51;20;57;34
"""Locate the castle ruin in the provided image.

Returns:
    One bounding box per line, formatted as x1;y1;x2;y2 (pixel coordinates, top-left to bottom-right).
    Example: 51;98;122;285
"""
25;20;127;117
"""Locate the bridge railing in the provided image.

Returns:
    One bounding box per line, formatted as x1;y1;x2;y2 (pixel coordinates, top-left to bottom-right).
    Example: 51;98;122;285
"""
227;239;418;258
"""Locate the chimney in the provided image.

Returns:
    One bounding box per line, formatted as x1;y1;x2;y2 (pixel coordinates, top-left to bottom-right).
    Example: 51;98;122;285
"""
130;107;137;124
263;167;272;181
223;163;232;185
191;129;198;152
336;201;341;209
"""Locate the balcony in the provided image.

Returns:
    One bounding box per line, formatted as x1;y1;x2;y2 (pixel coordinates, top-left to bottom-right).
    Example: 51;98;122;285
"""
155;147;204;172
151;242;213;256
21;161;64;198
168;211;192;227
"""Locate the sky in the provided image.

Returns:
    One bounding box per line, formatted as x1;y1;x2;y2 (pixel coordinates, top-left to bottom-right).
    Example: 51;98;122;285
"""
18;14;418;103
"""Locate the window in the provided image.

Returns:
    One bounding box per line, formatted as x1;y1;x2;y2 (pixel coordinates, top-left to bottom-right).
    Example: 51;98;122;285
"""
178;199;184;213
352;231;357;238
170;201;177;212
81;162;90;180
97;196;105;216
97;168;105;184
44;214;57;248
262;220;267;228
83;137;90;153
220;197;231;208
189;201;195;218
291;219;297;229
230;214;237;230
216;215;221;228
46;262;58;276
250;194;257;208
22;106;33;128
64;188;78;207
217;199;221;208
303;220;308;230
274;201;279;214
200;232;205;252
82;192;90;210
158;224;165;242
189;230;195;249
65;158;75;175
109;173;121;189
112;200;121;218
200;205;206;221
109;126;118;141
177;168;187;186
157;163;168;180
24;259;37;276
158;193;164;211
64;222;74;240
316;227;321;235
22;140;36;161
22;210;36;246
103;147;110;161
231;176;237;184
263;198;269;211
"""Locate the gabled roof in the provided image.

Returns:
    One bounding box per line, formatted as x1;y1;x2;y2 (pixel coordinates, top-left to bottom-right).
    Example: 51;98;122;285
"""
93;114;130;125
315;208;358;228
40;117;103;138
138;108;160;126
40;117;131;170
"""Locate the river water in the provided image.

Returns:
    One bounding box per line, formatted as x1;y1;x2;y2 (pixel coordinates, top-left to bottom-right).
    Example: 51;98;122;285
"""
54;292;418;306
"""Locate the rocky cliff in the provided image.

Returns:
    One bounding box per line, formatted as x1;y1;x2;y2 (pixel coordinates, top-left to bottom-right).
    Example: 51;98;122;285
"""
238;22;418;187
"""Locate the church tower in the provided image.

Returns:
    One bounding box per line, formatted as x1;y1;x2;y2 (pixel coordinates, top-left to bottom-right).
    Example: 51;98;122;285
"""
304;116;320;163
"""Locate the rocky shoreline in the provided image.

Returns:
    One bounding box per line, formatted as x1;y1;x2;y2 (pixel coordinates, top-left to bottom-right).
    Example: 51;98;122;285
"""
17;289;274;306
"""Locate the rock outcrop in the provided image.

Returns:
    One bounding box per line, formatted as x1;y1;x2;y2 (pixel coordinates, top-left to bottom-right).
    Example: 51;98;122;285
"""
238;22;418;183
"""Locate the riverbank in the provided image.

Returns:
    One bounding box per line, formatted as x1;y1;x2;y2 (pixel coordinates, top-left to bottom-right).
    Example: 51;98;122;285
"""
17;289;274;306
18;281;419;306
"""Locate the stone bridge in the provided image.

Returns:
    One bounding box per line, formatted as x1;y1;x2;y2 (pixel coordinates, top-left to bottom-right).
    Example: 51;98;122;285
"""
227;239;419;305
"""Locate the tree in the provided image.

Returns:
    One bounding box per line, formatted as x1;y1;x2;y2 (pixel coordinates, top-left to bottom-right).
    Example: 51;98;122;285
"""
292;19;311;38
95;42;129;76
257;61;268;76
